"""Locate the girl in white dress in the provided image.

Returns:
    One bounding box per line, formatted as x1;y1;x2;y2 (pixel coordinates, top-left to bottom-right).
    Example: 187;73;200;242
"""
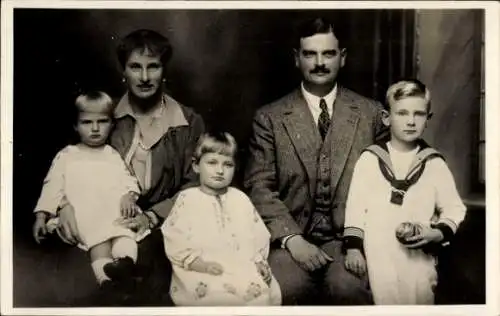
162;132;281;306
342;79;466;305
32;91;144;288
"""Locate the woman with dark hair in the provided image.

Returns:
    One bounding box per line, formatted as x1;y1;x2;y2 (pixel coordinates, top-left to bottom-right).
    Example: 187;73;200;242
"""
53;29;205;305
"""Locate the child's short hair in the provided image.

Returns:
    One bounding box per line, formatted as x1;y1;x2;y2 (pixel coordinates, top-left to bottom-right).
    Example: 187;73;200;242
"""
385;79;431;112
73;91;114;123
193;131;238;163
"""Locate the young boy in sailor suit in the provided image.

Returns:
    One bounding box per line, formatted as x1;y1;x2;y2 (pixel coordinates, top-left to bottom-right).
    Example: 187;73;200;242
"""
342;79;466;305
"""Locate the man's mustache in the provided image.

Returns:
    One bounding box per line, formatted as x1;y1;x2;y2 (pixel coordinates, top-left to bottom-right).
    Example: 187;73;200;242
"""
310;66;330;74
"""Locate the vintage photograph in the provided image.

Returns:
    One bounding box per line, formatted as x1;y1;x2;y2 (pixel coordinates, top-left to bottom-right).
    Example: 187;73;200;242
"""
1;1;497;315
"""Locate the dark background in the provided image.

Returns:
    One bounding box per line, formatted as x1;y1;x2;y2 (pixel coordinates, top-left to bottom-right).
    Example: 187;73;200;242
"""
14;9;414;235
12;9;484;307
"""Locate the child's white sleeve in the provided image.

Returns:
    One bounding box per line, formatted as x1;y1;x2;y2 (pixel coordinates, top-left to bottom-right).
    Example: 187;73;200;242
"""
432;159;467;242
244;192;271;263
161;191;202;270
33;149;68;216
343;152;372;250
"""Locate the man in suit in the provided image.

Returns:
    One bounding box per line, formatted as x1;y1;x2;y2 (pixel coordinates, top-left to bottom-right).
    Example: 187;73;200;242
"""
244;17;386;305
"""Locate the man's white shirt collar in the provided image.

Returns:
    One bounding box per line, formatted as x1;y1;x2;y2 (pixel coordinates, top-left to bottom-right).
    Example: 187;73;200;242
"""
301;82;338;125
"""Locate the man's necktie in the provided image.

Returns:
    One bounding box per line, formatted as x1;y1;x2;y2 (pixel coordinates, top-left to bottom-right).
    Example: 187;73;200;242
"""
318;98;331;140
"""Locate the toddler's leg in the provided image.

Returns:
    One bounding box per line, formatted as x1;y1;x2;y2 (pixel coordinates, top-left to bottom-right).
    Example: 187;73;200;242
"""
90;240;136;306
111;236;138;262
104;236;138;282
89;241;113;285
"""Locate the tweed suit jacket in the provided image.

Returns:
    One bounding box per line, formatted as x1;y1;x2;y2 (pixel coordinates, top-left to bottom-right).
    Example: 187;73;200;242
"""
244;86;386;242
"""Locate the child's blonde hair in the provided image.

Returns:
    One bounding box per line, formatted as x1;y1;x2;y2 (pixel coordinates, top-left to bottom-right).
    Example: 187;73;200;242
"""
193;131;238;163
74;91;114;122
385;79;431;112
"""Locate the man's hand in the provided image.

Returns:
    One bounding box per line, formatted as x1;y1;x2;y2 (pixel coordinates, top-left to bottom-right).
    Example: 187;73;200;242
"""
286;235;333;271
405;226;444;249
58;203;84;245
344;248;367;276
33;213;48;244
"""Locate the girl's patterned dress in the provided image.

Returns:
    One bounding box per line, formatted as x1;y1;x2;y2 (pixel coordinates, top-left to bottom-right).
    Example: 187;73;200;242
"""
162;187;281;306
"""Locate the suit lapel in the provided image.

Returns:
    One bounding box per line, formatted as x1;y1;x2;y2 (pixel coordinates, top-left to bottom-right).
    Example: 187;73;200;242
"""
282;89;321;197
328;87;360;194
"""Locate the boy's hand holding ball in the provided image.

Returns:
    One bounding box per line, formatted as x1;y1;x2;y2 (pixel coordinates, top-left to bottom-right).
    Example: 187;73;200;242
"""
395;222;423;244
395;222;444;249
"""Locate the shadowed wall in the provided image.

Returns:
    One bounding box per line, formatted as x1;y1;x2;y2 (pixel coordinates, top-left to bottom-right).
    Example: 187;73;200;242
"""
13;9;414;232
417;9;483;196
415;9;485;304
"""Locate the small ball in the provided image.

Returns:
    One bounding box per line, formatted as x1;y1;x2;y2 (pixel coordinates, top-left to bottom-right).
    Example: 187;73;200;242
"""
395;222;422;244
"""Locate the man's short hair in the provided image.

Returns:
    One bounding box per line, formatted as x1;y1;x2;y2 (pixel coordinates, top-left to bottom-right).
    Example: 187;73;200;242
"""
294;16;346;49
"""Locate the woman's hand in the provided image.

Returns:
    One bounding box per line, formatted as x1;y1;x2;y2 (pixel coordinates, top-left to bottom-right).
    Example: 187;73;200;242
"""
114;212;151;235
58;203;83;245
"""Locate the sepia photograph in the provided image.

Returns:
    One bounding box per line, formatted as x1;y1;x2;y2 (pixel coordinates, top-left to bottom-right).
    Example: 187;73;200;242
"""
1;1;498;315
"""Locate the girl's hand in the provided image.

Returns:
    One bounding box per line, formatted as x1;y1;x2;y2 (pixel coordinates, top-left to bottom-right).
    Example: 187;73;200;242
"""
205;262;224;276
33;213;48;244
256;261;272;285
405;226;444;249
189;257;224;275
120;192;141;218
344;248;367;276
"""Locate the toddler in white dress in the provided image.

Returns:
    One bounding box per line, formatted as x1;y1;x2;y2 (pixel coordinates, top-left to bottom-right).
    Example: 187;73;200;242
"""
32;91;144;289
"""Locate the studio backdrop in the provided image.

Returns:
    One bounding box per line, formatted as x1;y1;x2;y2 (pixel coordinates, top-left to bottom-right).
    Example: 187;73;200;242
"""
15;9;481;235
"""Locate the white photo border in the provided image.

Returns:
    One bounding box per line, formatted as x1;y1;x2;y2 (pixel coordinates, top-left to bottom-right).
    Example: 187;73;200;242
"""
2;1;498;315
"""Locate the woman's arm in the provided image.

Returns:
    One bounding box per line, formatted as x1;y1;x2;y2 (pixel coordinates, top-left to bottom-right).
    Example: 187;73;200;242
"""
147;112;205;221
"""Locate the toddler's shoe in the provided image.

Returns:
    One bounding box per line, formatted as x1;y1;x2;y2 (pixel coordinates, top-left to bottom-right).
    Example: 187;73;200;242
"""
103;256;136;282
